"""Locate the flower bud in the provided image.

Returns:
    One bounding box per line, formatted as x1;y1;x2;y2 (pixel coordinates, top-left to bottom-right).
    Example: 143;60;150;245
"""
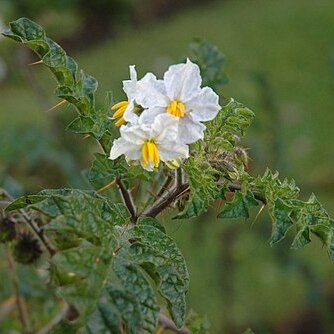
165;158;182;169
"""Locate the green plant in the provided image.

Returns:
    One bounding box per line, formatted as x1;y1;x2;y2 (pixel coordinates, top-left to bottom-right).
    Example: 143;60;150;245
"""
1;17;334;333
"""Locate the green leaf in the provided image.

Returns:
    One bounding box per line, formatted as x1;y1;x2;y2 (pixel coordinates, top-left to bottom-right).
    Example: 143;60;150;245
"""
269;198;294;245
3;17;45;42
137;216;166;233
87;154;127;190
49;322;81;334
247;170;334;260
173;195;206;220
4;17;98;120
181;156;219;218
186;310;212;334
5;194;47;212
128;224;189;327
218;190;258;219
209;98;255;140
10;188;184;331
111;261;159;333
190;39;228;92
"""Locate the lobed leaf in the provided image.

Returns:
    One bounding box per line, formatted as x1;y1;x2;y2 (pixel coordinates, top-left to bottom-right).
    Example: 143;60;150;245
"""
190;39;228;92
3;17;103;136
127;223;190;328
218;190;258;220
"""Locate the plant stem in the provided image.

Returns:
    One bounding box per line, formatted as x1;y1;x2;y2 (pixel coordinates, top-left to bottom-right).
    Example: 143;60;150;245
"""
1;190;56;256
176;168;183;188
143;183;190;218
115;176;137;221
19;209;57;256
6;246;31;333
156;173;173;199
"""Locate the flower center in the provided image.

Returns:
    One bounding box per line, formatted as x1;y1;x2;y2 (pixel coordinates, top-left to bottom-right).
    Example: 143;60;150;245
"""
166;100;186;118
142;140;160;168
111;100;129;127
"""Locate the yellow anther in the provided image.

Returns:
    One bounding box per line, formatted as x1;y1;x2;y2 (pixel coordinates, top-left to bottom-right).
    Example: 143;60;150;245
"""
112;105;128;119
166;100;186;118
142;140;160;167
142;142;149;166
115;117;126;127
112;101;129;126
111;101;129;110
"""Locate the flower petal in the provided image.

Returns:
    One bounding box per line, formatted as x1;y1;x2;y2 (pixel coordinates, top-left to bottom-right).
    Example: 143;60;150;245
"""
120;124;150;145
123;65;137;100
151;113;179;142
185;86;221;122
177;116;206;144
164;58;201;102
123;100;139;124
136;73;169;108
138;107;164;125
109;137;139;160
158;142;189;162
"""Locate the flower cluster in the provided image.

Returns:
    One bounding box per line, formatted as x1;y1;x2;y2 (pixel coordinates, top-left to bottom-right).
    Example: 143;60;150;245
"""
109;59;221;171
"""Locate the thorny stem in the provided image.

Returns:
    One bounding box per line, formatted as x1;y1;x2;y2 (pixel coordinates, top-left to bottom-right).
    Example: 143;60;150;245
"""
176;168;183;188
143;183;190;218
6;246;31;334
140;172;174;214
1;190;56;256
115;176;137;221
158;313;190;334
156;173;174;199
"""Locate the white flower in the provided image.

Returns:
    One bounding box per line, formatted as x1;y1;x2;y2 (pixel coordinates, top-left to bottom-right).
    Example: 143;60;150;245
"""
109;114;189;171
135;58;221;144
111;65;139;127
111;66;161;126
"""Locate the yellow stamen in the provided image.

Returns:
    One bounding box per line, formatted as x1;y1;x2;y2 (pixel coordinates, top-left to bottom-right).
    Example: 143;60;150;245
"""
111;101;129;127
115;117;126;127
111;101;129;110
142;140;160;167
152;143;160;166
112;104;128;119
142;142;149;166
166;100;186;118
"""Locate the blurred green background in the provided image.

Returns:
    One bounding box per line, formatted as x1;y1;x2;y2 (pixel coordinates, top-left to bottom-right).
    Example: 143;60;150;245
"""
1;0;334;333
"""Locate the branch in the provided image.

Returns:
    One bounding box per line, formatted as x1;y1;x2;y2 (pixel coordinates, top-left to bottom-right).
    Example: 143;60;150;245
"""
1;189;56;256
115;177;137;221
143;183;190;218
158;313;190;334
156;173;174;198
19;209;57;256
6;246;31;333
